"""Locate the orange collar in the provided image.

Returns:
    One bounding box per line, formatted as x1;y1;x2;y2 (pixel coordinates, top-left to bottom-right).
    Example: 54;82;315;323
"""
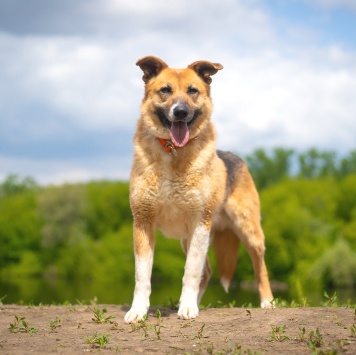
156;137;198;157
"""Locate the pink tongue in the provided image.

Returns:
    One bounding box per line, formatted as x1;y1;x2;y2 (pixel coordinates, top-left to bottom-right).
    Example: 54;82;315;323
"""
170;121;189;147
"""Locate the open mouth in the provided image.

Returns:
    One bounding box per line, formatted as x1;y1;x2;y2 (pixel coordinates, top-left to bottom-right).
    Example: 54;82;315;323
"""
155;108;201;147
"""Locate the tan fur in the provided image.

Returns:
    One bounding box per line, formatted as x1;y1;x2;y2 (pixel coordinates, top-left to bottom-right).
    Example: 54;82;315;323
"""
126;56;273;322
212;228;240;292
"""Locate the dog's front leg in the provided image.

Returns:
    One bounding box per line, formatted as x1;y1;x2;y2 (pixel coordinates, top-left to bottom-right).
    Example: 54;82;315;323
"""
124;223;155;323
178;224;210;319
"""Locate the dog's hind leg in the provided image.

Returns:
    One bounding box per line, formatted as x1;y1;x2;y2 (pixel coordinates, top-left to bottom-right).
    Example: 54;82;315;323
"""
181;238;212;304
239;226;273;309
198;258;212;304
212;228;240;293
226;197;274;308
224;166;274;308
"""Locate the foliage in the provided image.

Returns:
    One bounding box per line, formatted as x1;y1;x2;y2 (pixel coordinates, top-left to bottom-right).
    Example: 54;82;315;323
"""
245;147;356;190
259;178;339;283
0;183;41;270
85;181;131;239
309;239;356;288
245;148;293;189
38;184;87;250
0;175;37;198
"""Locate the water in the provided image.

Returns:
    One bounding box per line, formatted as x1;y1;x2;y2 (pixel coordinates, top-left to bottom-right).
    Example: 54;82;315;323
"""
1;276;354;307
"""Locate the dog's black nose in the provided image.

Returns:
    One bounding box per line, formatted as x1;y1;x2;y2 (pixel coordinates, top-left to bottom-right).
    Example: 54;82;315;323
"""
173;104;189;120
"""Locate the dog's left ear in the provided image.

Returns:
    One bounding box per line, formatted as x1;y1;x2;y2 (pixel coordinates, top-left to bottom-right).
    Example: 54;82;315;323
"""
136;56;168;83
188;60;223;85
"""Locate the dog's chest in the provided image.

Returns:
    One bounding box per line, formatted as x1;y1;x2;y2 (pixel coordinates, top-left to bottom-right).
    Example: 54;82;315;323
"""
157;177;208;209
155;176;210;238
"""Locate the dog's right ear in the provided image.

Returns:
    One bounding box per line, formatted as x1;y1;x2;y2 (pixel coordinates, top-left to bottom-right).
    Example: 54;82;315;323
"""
136;56;168;83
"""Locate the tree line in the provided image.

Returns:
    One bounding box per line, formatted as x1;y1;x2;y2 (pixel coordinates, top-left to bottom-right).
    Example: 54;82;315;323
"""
1;147;356;299
245;147;356;190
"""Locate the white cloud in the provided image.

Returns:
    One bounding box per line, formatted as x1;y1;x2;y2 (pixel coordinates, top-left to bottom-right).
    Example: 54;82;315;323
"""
212;45;356;153
0;33;141;124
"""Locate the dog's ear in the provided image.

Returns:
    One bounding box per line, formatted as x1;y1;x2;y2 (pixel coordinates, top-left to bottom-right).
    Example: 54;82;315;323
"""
188;61;223;85
136;56;168;83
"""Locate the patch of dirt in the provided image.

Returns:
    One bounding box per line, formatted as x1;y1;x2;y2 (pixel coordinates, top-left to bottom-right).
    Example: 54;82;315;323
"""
1;305;355;354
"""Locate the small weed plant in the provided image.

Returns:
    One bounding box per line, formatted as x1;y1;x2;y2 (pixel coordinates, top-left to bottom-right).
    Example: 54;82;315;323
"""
90;305;115;324
336;339;350;350
165;297;179;310
49;316;61;332
268;325;290;342
180;319;195;328
153;309;166;340
323;291;338;307
128;310;166;340
129;314;151;338
8;316;38;334
308;328;324;350
191;323;208;340
297;327;306;342
85;332;110;349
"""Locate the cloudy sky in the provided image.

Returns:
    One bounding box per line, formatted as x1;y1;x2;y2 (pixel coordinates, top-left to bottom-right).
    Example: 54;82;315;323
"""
1;0;355;184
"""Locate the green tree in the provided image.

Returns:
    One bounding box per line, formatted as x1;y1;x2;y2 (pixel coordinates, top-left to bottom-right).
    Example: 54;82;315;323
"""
38;184;87;250
85;181;131;239
298;148;337;178
335;174;356;222
336;174;356;250
260;178;338;283
338;150;356;178
245;148;294;189
0;175;37;198
309;239;356;287
0;189;41;273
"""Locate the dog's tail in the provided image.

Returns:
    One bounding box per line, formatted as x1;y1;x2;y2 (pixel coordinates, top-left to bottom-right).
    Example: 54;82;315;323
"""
212;229;240;293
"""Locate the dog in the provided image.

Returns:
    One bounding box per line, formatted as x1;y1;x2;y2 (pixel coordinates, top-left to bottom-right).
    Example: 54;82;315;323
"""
124;56;273;323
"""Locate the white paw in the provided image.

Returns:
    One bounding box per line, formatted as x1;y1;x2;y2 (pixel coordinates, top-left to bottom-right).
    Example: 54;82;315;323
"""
124;307;148;323
178;303;199;319
261;299;274;309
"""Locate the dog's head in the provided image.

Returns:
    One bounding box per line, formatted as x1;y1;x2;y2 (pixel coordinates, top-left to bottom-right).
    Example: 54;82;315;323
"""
136;56;223;147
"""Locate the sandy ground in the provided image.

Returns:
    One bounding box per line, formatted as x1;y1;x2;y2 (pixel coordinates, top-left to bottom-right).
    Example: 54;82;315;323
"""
1;304;356;354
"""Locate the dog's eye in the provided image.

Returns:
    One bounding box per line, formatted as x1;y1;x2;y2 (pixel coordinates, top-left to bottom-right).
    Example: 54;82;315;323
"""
159;86;172;94
188;87;199;95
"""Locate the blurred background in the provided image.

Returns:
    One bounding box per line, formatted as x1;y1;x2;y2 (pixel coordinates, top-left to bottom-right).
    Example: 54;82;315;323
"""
0;0;355;306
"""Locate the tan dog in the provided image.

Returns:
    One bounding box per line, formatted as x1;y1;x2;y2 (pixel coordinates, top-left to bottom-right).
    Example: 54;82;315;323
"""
124;56;273;323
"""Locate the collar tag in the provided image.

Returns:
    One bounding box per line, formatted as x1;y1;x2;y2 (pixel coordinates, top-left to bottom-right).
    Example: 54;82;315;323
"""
164;141;177;157
156;136;198;158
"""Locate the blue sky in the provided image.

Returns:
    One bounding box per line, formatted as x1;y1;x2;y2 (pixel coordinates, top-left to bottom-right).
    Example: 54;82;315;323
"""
0;0;355;184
